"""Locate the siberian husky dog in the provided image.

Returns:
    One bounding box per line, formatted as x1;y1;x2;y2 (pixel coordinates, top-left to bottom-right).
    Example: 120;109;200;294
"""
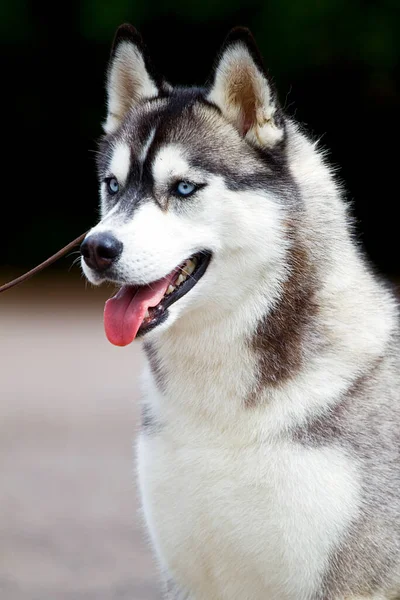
80;23;400;600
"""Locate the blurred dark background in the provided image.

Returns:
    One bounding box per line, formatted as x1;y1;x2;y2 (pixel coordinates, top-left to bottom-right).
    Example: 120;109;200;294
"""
1;0;399;275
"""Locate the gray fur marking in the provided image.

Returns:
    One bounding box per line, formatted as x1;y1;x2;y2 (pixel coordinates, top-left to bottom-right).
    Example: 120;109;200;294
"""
294;342;400;598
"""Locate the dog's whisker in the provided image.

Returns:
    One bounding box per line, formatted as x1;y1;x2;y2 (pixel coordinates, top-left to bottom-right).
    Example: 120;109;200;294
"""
68;256;82;272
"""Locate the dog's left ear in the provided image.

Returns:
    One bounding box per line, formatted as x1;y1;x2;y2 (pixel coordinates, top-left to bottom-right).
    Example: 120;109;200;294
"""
104;24;168;134
207;28;284;149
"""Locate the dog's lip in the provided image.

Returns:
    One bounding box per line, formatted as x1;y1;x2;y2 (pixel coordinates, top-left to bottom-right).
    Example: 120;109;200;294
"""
158;251;212;311
137;250;212;337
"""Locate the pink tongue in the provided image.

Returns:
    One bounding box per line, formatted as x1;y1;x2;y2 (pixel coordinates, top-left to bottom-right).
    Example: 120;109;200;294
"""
104;276;173;347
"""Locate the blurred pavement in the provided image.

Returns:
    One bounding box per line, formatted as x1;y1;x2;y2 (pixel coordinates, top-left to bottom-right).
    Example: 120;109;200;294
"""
0;273;159;600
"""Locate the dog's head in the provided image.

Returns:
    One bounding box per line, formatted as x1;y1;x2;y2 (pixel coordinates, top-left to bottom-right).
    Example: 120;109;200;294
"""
81;25;298;346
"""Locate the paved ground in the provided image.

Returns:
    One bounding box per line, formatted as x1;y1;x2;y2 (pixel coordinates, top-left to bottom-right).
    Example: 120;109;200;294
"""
0;273;159;599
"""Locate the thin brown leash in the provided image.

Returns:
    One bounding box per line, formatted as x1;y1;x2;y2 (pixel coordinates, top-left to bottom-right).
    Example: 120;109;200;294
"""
0;232;88;294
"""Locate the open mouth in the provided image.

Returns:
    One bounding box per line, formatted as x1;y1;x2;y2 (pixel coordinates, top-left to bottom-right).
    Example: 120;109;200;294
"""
104;251;212;346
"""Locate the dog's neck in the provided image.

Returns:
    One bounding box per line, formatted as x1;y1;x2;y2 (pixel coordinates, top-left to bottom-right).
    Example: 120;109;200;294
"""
142;238;395;443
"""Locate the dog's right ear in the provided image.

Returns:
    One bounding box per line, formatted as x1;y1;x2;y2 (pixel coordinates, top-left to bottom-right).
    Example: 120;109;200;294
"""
104;24;164;134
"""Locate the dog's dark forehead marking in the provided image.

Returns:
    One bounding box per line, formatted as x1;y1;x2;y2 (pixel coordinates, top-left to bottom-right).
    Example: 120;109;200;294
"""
97;86;298;214
98;87;252;171
97;90;214;207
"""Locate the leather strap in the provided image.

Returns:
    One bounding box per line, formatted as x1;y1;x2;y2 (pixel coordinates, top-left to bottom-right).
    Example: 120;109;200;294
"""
0;232;87;294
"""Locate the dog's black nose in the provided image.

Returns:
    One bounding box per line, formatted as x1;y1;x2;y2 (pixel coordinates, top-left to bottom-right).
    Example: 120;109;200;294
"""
81;232;123;272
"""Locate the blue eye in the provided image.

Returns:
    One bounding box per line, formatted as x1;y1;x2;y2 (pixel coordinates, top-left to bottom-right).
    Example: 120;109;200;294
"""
175;181;197;197
107;177;119;195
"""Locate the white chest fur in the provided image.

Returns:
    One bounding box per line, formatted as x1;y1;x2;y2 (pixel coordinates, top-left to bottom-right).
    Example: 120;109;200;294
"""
137;397;360;600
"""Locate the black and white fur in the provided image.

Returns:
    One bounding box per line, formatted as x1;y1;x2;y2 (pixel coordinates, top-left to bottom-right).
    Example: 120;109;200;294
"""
82;24;400;600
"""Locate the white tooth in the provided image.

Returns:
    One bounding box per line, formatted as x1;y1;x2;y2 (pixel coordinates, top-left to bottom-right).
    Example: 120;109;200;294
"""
177;274;186;285
167;285;175;295
186;260;195;275
144;309;150;318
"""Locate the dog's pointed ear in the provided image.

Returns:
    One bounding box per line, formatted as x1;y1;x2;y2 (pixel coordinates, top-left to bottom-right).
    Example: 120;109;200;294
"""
207;28;284;149
104;24;169;134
